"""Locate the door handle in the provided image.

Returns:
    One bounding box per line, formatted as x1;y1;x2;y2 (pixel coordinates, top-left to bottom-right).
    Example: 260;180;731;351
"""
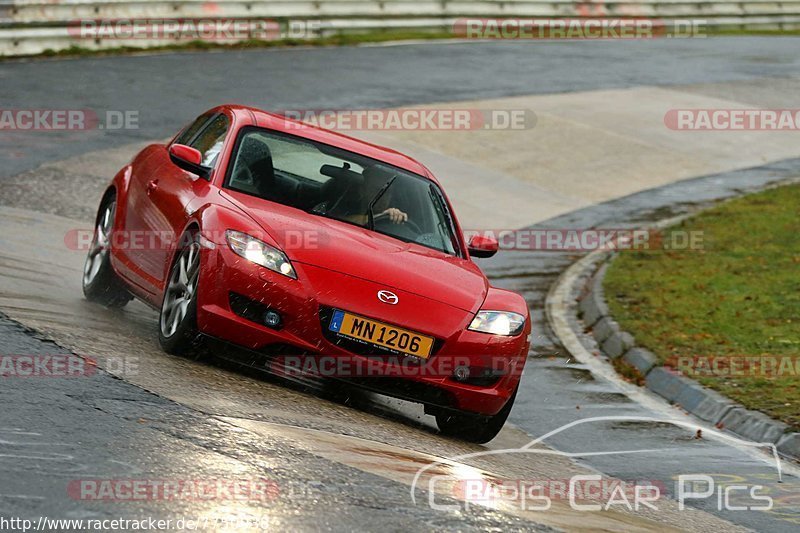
146;179;159;194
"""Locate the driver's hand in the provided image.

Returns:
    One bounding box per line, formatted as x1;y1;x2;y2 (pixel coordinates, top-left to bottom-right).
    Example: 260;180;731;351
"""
381;208;408;224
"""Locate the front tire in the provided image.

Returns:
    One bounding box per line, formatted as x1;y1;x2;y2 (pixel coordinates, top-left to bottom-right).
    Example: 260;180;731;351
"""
158;233;202;355
82;198;132;308
435;387;517;444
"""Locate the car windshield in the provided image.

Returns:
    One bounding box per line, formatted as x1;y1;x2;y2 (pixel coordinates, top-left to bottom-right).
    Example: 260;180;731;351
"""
226;128;460;256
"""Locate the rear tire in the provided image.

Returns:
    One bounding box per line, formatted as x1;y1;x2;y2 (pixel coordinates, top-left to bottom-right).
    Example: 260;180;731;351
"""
82;197;132;308
158;232;202;356
435;387;517;444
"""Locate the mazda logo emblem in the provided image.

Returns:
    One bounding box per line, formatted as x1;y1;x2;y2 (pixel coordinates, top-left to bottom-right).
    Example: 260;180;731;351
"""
377;290;399;305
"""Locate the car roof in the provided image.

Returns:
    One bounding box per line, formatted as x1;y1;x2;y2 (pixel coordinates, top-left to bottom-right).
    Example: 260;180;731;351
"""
214;104;436;181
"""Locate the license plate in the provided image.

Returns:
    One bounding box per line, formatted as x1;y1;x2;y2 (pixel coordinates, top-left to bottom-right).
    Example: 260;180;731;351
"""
328;310;434;359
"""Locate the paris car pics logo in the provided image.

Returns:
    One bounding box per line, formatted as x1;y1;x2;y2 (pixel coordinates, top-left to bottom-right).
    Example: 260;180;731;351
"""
410;416;779;513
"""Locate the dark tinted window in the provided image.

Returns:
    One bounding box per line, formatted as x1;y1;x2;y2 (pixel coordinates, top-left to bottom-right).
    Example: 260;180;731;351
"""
175;113;212;145
189;115;229;168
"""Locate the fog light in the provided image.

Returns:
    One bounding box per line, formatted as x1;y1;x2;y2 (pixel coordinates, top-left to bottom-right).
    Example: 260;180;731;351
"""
453;365;470;382
263;310;282;328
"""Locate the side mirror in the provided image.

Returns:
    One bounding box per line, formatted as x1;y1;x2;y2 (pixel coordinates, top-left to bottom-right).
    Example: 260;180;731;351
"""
168;144;211;179
468;234;499;258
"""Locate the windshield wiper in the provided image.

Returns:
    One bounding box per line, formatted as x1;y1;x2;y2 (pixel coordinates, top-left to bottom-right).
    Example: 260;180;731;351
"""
367;175;398;230
428;184;460;255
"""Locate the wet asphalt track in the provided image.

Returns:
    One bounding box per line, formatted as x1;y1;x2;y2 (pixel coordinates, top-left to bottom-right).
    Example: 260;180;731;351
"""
2;39;800;531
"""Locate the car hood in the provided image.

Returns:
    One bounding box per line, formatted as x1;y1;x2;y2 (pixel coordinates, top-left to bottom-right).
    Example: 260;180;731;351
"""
220;190;488;313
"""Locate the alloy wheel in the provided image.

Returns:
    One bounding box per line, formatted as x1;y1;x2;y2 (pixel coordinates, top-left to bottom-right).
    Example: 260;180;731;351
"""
83;201;115;287
160;240;201;338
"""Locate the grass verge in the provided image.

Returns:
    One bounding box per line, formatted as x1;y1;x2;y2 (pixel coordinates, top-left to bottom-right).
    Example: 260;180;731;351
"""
604;183;800;429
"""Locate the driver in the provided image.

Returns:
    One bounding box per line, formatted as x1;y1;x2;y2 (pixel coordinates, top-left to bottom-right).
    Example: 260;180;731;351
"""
358;166;408;225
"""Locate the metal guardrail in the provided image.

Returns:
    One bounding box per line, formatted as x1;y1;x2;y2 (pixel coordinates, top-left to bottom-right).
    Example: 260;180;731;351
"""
1;1;799;56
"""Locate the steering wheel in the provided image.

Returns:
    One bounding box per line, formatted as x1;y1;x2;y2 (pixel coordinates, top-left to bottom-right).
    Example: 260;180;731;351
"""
374;212;424;238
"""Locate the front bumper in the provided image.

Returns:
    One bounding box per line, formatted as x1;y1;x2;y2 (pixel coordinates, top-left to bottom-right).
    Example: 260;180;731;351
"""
195;241;530;416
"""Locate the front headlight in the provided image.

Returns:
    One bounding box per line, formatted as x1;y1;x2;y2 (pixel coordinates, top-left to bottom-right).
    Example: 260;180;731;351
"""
225;230;296;279
468;310;525;336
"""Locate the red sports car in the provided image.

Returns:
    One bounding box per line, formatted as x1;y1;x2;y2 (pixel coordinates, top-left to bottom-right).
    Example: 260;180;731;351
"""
82;105;531;443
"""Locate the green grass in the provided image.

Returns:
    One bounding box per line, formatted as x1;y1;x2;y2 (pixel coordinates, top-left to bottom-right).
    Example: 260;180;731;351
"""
706;27;800;37
604;183;800;429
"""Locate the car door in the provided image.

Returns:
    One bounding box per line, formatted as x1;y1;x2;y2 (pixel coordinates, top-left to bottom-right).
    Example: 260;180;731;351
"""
146;113;231;293
121;113;215;295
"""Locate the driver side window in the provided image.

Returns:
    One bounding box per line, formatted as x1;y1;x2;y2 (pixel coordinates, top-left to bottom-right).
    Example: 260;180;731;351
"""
189;115;229;168
175;114;212;146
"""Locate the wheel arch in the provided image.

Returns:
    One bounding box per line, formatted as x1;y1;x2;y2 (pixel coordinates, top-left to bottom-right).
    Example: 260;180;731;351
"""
94;186;117;225
166;220;203;270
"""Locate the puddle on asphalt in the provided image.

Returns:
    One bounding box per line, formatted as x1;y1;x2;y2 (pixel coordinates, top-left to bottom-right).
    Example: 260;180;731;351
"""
545;365;596;382
610;421;679;431
218;416;678;533
580;392;631;404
